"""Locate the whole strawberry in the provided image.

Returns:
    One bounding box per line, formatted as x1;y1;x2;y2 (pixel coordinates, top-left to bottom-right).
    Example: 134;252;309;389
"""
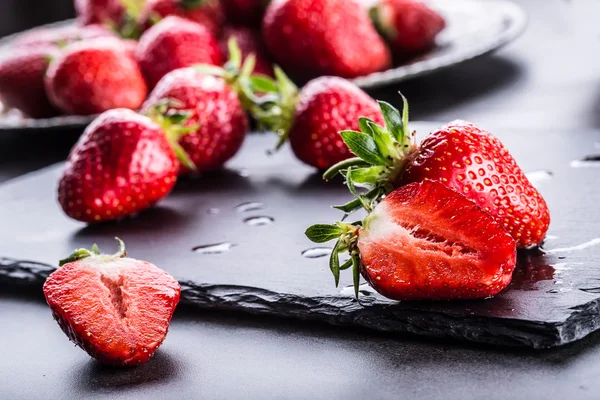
43;238;180;366
13;24;115;48
221;0;268;27
135;16;223;88
222;26;273;77
371;0;446;55
45;38;148;115
75;0;126;26
0;46;60;118
142;67;248;174
306;180;517;300
324;97;551;248
58;109;182;223
140;0;224;36
262;0;391;81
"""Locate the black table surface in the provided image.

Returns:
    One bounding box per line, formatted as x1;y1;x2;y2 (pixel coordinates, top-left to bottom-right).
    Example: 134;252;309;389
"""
3;0;600;399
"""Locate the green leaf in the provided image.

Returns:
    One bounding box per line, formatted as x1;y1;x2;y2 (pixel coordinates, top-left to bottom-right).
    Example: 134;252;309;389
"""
171;141;197;171
240;54;256;77
400;93;409;138
329;240;342;287
333;197;363;213
378;100;404;142
339;258;353;271
340;130;387;165
90;244;101;255
358;117;375;136
250;75;279;93
344;167;372;212
322;157;370;181
180;0;207;11
193;64;226;77
305;224;342;243
352;253;361;299
366;121;394;163
347;166;385;185
167;111;190;125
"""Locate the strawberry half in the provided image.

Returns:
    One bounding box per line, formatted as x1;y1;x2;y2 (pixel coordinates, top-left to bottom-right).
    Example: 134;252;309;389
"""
306;180;517;300
323;97;551;248
43;238;180;366
139;0;225;36
45;38;148;116
135;15;223;88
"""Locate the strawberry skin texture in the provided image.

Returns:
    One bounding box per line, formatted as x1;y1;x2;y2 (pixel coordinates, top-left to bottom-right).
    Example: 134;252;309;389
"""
358;180;517;301
222;26;274;77
13;24;116;48
75;0;125;26
136;16;223;88
140;0;224;36
262;0;391;81
45;38;148;116
375;0;446;54
400;120;550;248
43;256;180;366
0;46;60;118
58;109;178;223
221;0;268;27
143;68;248;174
289;76;384;169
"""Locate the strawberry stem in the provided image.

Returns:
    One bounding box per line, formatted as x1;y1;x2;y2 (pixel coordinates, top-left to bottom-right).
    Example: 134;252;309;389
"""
58;238;127;266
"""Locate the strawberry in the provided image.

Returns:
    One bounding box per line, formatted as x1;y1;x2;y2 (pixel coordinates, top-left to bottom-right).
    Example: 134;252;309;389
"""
139;0;224;36
221;0;268;27
222;26;273;77
43;238;180;366
0;46;60;118
261;0;391;81
323;97;551;248
75;0;126;26
45;38;148;115
13;24;116;48
371;0;446;55
306;180;517;300
57;108;189;223
135;16;223;88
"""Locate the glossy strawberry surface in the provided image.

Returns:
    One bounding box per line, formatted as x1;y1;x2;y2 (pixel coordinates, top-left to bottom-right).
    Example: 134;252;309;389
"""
143;68;247;174
358;180;517;300
58;109;178;223
222;26;273;77
289;76;383;169
43;251;180;366
140;0;224;36
262;0;391;81
400;120;550;248
136;16;223;88
45;38;148;115
0;46;60;118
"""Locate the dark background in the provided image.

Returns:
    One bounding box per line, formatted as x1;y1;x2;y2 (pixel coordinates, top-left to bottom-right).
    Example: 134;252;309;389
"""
3;1;600;399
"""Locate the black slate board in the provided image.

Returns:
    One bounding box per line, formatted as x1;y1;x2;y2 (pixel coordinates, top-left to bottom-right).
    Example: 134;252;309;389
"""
1;122;600;349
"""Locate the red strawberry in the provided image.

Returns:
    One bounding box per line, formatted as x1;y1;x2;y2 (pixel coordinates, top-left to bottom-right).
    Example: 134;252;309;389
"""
75;0;126;26
43;238;180;366
135;16;223;88
58;109;180;223
323;97;551;248
45;38;148;115
0;46;60;118
139;0;224;36
371;0;446;55
221;0;268;27
222;26;273;77
13;24;116;48
306;180;517;300
262;0;391;81
142;67;248;174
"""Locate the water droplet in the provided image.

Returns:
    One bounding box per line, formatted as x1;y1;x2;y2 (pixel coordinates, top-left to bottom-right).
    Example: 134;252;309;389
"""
340;283;376;297
207;208;220;215
244;216;274;226
301;247;333;258
570;155;600;168
525;170;553;186
547;289;559;294
235;201;264;213
193;242;237;254
237;168;251;177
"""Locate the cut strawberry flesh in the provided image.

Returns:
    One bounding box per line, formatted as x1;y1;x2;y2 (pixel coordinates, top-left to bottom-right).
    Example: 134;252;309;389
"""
358;181;516;300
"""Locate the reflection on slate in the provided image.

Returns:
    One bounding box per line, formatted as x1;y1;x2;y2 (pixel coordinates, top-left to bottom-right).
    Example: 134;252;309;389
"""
1;124;600;349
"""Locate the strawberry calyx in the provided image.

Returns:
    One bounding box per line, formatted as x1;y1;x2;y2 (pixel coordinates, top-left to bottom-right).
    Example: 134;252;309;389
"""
305;221;363;298
323;95;417;214
369;1;398;42
180;0;209;10
113;0;145;39
145;99;198;171
59;237;127;267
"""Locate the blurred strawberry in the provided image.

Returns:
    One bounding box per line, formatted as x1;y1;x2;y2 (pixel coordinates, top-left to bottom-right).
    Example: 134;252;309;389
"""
45;38;148;115
222;26;273;77
13;24;115;48
221;0;269;27
0;46;60;118
135;16;223;88
75;0;125;26
139;0;224;36
371;0;446;55
262;0;391;81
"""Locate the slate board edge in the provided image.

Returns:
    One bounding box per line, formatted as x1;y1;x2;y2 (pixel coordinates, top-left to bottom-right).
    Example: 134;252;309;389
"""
3;257;596;350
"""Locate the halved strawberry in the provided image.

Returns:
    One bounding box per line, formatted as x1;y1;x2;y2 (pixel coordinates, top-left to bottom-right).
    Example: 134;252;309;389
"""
43;238;180;366
306;180;517;300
